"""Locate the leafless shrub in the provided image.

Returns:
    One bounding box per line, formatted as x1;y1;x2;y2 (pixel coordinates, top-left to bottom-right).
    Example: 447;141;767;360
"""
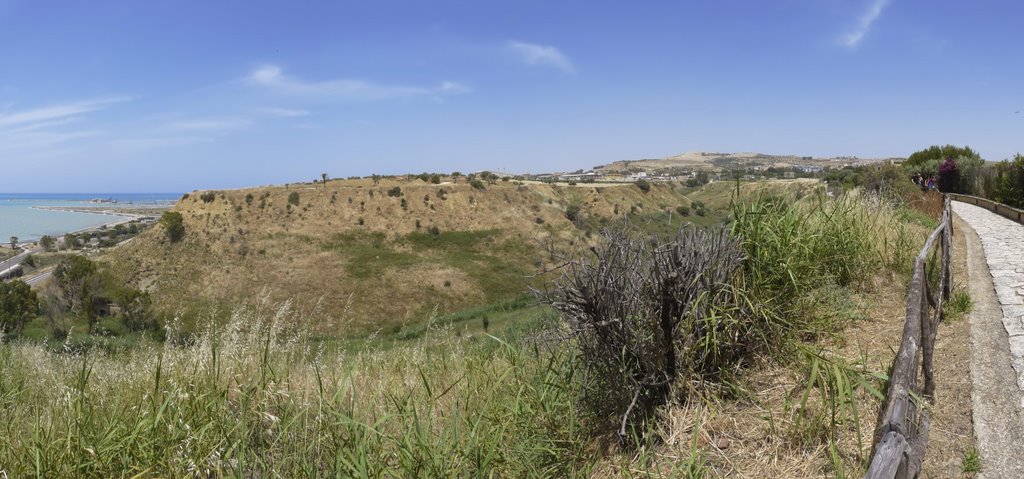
544;226;752;442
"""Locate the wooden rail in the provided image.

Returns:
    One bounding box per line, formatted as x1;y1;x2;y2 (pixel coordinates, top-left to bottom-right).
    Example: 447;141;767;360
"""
948;193;1024;225
864;195;952;479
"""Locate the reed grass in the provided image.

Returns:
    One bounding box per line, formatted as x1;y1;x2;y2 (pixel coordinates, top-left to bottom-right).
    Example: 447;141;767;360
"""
730;190;918;345
726;189;923;475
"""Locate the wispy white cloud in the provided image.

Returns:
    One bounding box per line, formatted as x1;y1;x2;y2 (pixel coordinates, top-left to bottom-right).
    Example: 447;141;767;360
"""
0;96;131;129
840;0;891;48
0;97;128;152
246;65;468;100
166;117;250;131
110;136;212;152
507;41;575;73
0;129;103;149
4;117;77;134
258;107;311;117
439;81;470;94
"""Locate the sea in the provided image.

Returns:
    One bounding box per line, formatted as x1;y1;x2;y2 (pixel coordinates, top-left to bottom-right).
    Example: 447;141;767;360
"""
0;193;181;243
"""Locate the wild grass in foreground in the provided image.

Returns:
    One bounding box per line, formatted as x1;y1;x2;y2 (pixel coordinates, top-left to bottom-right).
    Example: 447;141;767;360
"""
725;190;928;475
536;188;924;476
0;187;932;478
0;299;603;478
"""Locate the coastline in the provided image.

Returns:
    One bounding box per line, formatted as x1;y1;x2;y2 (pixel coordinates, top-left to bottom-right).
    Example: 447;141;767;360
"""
32;205;168;216
2;194;178;246
33;206;165;234
12;206;165;247
67;215;141;236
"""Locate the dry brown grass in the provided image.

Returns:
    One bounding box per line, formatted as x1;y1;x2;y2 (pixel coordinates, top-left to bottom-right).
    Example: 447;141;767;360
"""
103;178;713;334
901;189;946;220
585;273;910;478
103;177;823;334
918;218;978;478
586;192;941;478
611;197;981;478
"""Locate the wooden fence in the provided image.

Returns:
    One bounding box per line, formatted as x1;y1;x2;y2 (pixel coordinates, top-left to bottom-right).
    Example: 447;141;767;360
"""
948;193;1024;225
864;195;952;479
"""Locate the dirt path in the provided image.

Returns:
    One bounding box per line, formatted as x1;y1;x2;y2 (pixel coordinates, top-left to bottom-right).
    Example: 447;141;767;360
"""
921;218;979;478
954;203;1024;478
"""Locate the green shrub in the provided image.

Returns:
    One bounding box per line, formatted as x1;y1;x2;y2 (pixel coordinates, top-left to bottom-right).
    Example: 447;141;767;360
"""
470;179;486;191
287;191;300;206
991;154;1024;208
685;172;710;188
63;233;78;250
906;145;979;173
160;211;185;243
39;235;55;252
0;280;37;335
387;186;402;197
565;204;581;223
635;179;651;193
53;255;101;331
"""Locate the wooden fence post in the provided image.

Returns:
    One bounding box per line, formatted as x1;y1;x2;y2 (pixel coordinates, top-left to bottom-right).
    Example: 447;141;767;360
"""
865;197;952;478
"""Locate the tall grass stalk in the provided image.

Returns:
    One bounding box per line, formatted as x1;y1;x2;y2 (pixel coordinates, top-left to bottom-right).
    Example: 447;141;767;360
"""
0;299;595;477
730;190;919;346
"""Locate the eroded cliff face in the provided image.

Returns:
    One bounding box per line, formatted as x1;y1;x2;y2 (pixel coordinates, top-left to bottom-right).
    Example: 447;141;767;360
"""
104;177;692;333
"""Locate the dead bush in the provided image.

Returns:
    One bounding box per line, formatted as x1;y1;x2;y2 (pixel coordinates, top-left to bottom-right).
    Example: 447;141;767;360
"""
544;226;754;442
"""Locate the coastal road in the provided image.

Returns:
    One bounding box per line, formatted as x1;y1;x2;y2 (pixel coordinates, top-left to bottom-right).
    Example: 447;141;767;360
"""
0;247;40;272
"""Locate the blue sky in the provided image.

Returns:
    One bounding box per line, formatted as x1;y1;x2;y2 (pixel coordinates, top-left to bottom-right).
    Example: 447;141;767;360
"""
1;0;1022;192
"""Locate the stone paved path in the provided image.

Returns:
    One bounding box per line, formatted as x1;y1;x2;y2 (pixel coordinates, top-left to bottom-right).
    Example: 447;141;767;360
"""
953;202;1024;389
959;211;1024;478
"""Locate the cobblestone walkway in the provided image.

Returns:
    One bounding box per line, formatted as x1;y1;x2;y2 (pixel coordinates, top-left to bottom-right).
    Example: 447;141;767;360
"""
953;201;1024;389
